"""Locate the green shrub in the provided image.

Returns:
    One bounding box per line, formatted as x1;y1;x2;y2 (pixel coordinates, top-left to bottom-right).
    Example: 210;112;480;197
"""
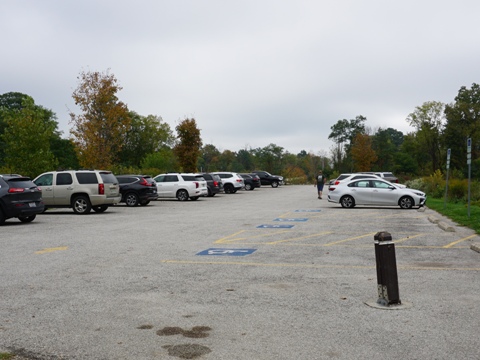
448;178;468;202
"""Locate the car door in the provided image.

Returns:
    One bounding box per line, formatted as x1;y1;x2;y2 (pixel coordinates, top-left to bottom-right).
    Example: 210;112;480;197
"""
370;180;398;205
33;173;54;205
348;180;372;205
53;172;74;205
154;175;167;197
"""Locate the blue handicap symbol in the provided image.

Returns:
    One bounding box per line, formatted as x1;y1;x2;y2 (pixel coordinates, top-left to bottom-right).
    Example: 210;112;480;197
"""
257;224;294;229
273;218;308;222
196;248;257;256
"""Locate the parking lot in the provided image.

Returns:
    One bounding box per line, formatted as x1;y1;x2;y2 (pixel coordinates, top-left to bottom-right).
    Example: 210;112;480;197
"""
1;185;479;359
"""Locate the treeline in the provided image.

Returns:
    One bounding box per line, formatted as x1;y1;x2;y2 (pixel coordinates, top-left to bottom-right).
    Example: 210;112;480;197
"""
0;70;478;189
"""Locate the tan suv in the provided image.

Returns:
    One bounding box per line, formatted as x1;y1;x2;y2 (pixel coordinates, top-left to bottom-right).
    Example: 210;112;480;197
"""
33;170;121;214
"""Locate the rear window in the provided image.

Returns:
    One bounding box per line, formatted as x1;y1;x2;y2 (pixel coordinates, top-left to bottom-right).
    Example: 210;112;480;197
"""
117;177;135;184
6;178;37;189
182;175;196;181
100;172;118;184
194;175;205;181
76;172;98;184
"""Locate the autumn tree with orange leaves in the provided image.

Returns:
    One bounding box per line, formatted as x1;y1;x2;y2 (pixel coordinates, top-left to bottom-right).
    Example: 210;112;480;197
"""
351;132;377;172
174;118;202;172
69;70;131;169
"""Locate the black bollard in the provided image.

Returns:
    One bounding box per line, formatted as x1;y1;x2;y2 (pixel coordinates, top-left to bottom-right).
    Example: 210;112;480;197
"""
374;231;401;306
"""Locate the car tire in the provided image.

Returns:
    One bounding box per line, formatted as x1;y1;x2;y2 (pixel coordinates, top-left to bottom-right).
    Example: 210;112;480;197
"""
224;184;234;194
18;215;36;223
0;210;6;225
190;196;199;201
125;192;139;207
207;188;213;197
72;195;92;214
340;195;355;208
245;183;252;191
176;189;189;201
271;181;279;188
93;205;109;213
399;196;414;209
140;200;150;206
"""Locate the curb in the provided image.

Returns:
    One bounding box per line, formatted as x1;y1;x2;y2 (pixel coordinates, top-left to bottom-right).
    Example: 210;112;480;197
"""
471;243;480;253
427;216;455;232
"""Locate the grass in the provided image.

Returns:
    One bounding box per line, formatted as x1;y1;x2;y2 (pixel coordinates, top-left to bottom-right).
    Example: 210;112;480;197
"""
426;197;480;234
0;353;14;360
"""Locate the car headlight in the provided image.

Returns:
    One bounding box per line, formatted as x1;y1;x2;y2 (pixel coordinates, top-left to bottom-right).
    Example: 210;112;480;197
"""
413;191;425;196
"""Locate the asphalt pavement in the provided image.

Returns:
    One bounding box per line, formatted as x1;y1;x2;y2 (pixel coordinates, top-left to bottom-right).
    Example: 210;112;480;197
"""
1;185;479;359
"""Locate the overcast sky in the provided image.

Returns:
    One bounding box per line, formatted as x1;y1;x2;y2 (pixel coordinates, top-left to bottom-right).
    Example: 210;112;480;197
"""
1;0;479;155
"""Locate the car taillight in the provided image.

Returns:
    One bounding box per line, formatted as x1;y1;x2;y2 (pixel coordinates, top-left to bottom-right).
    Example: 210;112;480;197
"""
139;178;149;186
329;187;335;191
236;179;242;183
98;184;105;195
213;181;218;186
334;181;340;185
194;181;199;188
8;187;25;193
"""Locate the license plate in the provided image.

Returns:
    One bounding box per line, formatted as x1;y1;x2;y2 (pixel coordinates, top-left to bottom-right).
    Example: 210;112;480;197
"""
29;202;36;207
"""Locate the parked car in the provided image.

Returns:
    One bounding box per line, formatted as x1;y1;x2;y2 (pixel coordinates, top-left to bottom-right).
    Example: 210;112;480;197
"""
0;174;45;225
252;171;283;188
153;173;208;201
327;178;426;209
361;172;399;183
116;175;158;206
201;173;224;197
33;170;121;214
331;173;406;188
239;173;261;190
210;172;245;194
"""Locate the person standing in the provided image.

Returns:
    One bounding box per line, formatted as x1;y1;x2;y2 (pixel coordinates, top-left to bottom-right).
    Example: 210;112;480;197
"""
314;170;326;199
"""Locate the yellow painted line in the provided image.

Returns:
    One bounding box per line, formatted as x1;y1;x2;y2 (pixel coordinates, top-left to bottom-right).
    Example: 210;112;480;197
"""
161;260;480;271
443;234;479;248
266;231;333;245
393;234;424;244
214;230;247;244
35;246;68;254
324;232;377;246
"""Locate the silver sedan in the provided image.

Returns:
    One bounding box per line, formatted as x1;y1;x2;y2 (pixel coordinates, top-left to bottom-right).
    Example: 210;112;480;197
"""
327;178;426;209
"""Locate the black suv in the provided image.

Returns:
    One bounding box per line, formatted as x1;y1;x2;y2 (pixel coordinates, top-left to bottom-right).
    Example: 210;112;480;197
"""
252;171;283;188
239;173;261;190
200;173;224;197
0;174;45;225
116;175;158;206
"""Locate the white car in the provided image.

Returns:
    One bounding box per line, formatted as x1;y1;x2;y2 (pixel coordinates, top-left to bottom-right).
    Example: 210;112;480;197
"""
327;178;426;209
153;173;208;201
210;172;245;194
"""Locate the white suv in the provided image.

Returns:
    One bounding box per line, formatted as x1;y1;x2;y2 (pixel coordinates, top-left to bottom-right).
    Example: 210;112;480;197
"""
153;173;208;201
211;172;245;194
33;170;121;214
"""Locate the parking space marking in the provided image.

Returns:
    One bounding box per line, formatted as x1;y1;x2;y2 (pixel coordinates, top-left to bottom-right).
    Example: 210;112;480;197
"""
214;229;293;244
161;260;480;271
323;232;377;246
35;246;68;254
393;234;424;243
443;234;478;248
265;231;333;245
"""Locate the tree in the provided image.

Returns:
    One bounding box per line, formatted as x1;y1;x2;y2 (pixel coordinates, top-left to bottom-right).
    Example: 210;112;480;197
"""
444;83;480;173
350;133;377;171
372;128;404;171
328;115;367;172
406;101;445;173
252;143;285;174
119;112;174;167
174;118;202;172
1;97;57;177
199;144;221;172
69;70;131;169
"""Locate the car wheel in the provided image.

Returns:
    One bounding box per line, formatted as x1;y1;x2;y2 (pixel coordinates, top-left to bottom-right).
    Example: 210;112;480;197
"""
207;188;213;197
0;210;6;225
271;181;279;188
190;196;199;201
140;200;150;206
177;189;189;201
340;195;355;208
224;184;234;194
399;196;414;209
18;215;37;223
125;192;139;206
72;195;92;214
93;205;109;213
245;183;252;191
